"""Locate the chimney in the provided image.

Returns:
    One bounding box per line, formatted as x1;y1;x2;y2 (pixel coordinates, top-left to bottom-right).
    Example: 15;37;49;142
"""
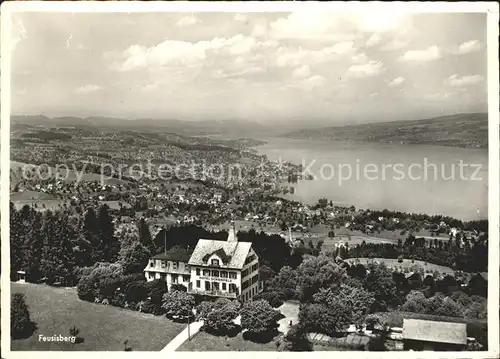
288;227;293;244
227;220;237;242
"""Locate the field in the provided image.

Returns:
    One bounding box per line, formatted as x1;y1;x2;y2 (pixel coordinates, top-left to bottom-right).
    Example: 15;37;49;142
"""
177;330;278;351
344;257;456;275
11;282;185;351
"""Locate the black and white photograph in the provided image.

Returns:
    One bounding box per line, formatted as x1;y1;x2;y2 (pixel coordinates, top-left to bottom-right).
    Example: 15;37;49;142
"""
1;1;498;358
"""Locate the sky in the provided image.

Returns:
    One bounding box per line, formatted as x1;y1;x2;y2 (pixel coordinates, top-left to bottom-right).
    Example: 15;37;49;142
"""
10;11;488;125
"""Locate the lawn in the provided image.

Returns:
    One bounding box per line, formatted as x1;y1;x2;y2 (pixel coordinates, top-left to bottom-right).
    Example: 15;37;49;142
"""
177;330;278;351
11;282;185;351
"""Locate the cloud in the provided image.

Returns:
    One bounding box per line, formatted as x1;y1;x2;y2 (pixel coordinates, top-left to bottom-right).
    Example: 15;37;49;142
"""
454;40;482;55
76;84;102;93
215;66;265;79
444;74;484;87
114;35;260;71
176;16;200;27
327;41;357;55
292;65;312;79
275;42;359;68
302;75;326;89
424;92;452;101
365;33;382;47
388;77;405;87
346;61;385;78
352;53;369;64
399;46;441;62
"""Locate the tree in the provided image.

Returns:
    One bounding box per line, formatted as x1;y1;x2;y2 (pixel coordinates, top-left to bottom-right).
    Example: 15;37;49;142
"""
196;300;217;321
299;302;350;335
137;218;155;253
313;283;374;329
258;265;275;283
204;299;241;334
267;266;299;300
254;291;285;308
97;205;120;263
81;207;103;264
276;324;313;351
120;242;151;275
161;291;195;319
400;291;428;313
240;299;282;334
19;206;44;282
11;293;37;339
363;262;399;311
435;297;463;317
296;255;347;302
39;212;76;286
10;203;24;281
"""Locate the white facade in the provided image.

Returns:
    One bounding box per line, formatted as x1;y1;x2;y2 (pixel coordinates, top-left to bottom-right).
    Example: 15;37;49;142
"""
144;257;191;290
188;248;262;302
145;222;263;303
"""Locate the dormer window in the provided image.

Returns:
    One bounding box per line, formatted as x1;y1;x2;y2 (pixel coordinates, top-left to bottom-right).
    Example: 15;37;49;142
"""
211;259;220;266
150;260;155;267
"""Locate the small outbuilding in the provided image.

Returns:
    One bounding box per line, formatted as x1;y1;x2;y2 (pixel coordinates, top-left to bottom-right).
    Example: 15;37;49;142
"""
402;319;467;351
16;270;26;283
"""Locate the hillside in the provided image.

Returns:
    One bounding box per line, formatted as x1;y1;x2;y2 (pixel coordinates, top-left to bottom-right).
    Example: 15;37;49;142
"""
281;113;488;149
11;115;267;137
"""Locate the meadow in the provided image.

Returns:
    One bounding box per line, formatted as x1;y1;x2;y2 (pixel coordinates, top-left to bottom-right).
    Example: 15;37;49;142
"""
11;282;185;351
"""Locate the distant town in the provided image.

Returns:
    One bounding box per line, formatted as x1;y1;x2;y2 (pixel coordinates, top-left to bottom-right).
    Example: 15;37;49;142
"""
10;121;488;352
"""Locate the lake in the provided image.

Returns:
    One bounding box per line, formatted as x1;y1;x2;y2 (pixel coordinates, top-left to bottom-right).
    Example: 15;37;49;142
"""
256;137;488;221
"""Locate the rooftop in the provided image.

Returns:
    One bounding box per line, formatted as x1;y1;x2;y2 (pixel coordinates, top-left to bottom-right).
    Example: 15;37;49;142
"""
188;239;252;269
152;249;193;262
402;319;467;345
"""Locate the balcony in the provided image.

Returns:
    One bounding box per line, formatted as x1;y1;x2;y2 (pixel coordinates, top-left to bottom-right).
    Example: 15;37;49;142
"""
187;288;238;299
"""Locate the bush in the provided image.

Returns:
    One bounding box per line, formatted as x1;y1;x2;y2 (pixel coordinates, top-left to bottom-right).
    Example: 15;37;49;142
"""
146;279;168;303
241;300;282;335
76;276;96;302
170;284;187;292
162;291;195;320
124;280;149;303
276;324;313;351
11;293;37;339
204;299;241;335
69;325;84;344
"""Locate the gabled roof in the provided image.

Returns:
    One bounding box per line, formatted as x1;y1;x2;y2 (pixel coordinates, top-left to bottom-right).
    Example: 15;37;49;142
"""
202;248;232;264
188;239;252;269
402;319;467;345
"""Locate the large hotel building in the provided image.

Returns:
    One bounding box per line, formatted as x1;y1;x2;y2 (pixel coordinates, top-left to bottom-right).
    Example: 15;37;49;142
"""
144;221;263;303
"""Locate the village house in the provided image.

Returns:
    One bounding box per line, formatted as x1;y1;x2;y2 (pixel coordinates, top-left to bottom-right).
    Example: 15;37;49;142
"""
187;221;263;303
143;249;193;290
144;221;263;303
402;319;467;351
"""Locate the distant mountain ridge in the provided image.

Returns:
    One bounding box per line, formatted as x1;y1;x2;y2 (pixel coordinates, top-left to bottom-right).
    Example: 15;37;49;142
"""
10;115;267;136
281;113;488;149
